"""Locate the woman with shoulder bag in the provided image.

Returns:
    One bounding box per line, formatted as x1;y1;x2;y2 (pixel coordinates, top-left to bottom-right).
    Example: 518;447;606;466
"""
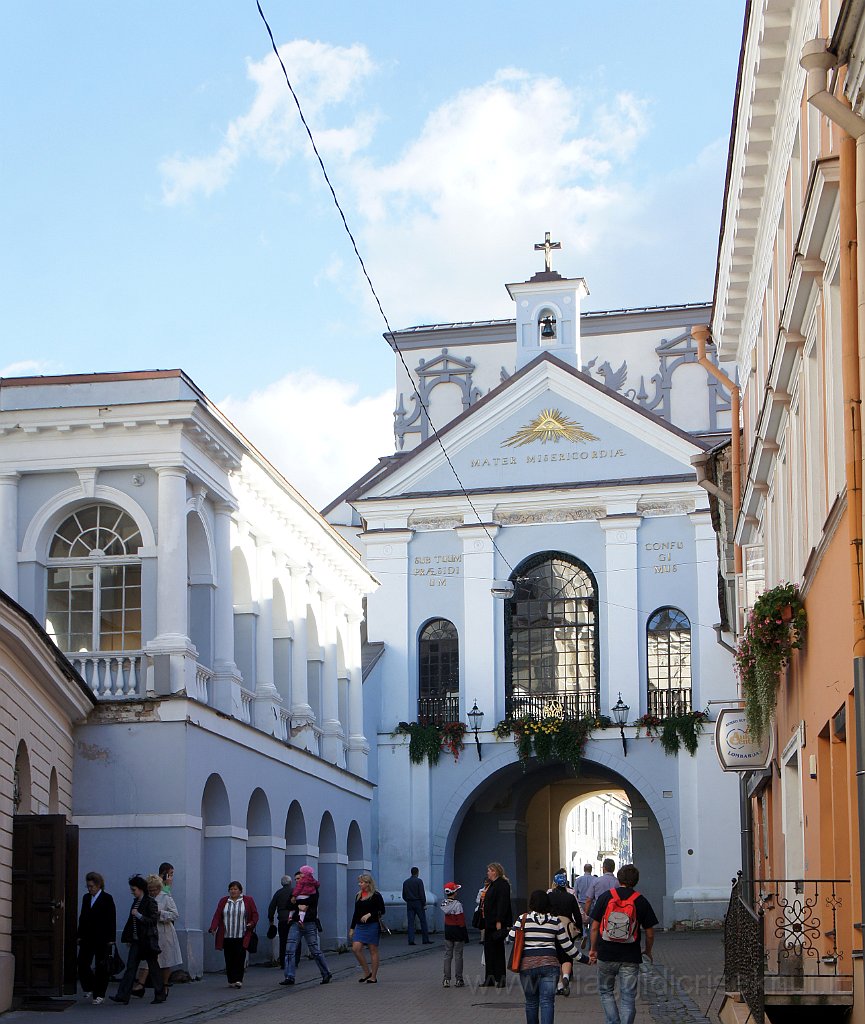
481;862;512;987
111;875;166;1005
350;873;386;983
209;881;259;988
508;890;577;1024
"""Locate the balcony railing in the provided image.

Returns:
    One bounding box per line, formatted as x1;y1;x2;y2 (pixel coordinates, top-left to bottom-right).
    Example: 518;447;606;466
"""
417;694;460;725
724;874;853;1022
647;687;692;717
68;651;145;699
505;689;598;720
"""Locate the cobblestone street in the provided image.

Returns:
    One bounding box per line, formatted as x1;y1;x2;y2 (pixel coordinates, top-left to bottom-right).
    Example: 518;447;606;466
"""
4;930;723;1024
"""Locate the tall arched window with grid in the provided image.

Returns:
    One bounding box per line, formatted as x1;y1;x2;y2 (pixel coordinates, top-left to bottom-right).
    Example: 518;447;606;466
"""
646;607;692;717
505;552;598;720
418;618;459;724
45;504;143;654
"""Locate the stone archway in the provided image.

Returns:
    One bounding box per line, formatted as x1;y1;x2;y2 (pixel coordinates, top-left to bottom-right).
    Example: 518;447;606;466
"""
201;774;232;973
440;745;677;924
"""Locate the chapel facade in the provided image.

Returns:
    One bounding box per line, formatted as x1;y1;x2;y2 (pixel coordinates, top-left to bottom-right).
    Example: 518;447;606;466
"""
326;244;742;925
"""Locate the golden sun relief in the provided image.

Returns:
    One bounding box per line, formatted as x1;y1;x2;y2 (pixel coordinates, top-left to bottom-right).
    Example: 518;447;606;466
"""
502;407;600;448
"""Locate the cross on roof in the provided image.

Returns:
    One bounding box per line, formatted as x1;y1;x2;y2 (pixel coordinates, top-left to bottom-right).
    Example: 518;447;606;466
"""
534;231;562;273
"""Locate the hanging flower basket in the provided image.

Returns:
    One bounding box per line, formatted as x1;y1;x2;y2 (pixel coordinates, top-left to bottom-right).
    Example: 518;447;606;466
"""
392;721;466;765
734;582;807;742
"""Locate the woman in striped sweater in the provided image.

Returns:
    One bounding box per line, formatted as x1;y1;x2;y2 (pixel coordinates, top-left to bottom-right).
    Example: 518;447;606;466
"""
508;891;577;1024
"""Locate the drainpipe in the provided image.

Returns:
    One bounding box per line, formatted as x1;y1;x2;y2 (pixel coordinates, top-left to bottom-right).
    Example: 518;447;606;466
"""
691;325;742;574
801;36;865;958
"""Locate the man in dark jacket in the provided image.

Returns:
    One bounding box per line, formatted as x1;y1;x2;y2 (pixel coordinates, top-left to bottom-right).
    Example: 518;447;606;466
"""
76;871;117;1004
548;871;583;996
267;875;294;968
402;867;431;944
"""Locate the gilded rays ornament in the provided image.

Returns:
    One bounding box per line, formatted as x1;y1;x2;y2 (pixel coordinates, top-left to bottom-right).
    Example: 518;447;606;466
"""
503;408;599;448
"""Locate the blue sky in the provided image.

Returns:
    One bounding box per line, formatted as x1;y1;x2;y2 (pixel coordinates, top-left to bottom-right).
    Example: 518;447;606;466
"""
2;2;744;505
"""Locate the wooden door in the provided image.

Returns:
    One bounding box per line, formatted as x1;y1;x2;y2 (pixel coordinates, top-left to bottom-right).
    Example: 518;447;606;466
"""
11;815;69;995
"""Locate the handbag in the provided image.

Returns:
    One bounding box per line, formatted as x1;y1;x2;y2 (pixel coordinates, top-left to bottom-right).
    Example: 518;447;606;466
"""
507;914;527;972
471;908;483;929
247;930;259;953
106;943;125;977
266;924;278;940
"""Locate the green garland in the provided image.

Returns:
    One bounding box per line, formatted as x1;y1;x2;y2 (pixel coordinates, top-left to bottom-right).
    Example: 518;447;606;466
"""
657;710;709;756
495;715;611;775
392;721;467;766
734;582;807;741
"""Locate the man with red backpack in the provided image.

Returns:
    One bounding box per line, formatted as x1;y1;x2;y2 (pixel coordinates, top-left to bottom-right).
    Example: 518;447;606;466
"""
588;864;657;1024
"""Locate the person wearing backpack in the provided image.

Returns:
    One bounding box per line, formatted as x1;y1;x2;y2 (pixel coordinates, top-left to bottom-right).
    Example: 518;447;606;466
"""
587;864;657;1024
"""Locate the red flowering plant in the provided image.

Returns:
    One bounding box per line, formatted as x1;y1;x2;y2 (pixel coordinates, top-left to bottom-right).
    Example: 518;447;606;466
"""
392;720;466;765
735;582;807;742
633;713;662;739
439;721;467;762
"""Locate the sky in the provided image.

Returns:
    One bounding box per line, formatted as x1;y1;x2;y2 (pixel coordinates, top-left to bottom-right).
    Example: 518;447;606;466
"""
2;2;745;508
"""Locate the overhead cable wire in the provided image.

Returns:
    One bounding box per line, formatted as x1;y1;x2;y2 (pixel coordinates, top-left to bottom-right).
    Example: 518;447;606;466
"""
255;1;516;576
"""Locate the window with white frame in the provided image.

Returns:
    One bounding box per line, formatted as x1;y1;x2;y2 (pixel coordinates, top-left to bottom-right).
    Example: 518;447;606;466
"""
45;504;143;653
646;607;692;716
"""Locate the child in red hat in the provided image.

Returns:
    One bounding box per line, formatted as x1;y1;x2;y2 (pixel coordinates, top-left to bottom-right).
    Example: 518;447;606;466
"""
440;882;469;987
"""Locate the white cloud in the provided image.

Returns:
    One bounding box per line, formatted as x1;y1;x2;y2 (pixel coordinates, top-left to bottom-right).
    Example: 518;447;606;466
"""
220;371;393;509
1;359;54;377
160;41;377;204
342;72;651;325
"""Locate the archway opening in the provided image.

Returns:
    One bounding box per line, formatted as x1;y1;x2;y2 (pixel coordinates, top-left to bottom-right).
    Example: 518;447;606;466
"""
449;758;665;922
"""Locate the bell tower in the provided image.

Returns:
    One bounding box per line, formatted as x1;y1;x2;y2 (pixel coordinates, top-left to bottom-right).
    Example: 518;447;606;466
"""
507;232;589;371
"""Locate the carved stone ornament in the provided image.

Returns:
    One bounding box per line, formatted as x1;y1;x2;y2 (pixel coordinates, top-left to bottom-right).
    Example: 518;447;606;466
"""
408;514;465;531
496;506;605;525
637;500;694;517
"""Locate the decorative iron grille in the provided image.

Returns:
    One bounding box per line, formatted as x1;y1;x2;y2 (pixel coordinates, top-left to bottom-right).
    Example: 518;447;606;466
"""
751;877;853;998
505;689;598;721
725;874;764;1023
416;694;460;726
646;686;692;717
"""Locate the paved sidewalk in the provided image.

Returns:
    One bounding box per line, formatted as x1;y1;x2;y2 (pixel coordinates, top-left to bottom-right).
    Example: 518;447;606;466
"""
3;930;724;1024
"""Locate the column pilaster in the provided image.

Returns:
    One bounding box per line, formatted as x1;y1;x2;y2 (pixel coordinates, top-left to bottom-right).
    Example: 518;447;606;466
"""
455;522;500;723
253;539;280;733
211;501;242;714
320;595;345;766
0;473;20;600
288;561;316;751
598;515;641;716
146;465;195;695
345;610;369;776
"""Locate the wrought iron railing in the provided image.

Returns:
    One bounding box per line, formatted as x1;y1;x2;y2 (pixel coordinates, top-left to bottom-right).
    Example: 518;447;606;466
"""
647;686;692;717
417;694;460;725
505;689;598;720
752;877;853;999
724;874;854;1021
725;874;764;1023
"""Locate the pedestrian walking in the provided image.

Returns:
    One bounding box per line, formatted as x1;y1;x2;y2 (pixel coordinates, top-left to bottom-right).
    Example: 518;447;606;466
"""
208;881;259;988
279;878;332;986
350;872;386;983
111;875;167;1005
267;875;294;968
588;864;657;1024
402;866;431;944
440;882;468;987
582;858;617;922
508;890;577;1024
480;862;512;987
547;871;583;996
573;863;597;937
76;871;117;1005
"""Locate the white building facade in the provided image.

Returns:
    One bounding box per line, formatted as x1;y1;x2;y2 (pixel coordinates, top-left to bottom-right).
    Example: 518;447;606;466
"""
327;255;741;925
0;370;377;975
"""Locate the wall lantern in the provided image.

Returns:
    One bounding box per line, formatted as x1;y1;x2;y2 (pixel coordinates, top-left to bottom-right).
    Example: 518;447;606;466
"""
468;700;484;761
611;692;630;757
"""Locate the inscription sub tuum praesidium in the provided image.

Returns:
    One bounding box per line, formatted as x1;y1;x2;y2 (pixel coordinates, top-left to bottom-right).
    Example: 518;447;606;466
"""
413;553;463;587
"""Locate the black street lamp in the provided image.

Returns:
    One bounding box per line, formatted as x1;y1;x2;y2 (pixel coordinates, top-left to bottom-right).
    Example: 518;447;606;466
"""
611;692;630;757
468;700;484;760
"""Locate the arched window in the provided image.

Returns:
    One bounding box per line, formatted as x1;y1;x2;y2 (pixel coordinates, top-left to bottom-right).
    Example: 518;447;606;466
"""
418;618;459;724
538;307;558;344
45;504;142;653
506;552;598;720
646;607;692;716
